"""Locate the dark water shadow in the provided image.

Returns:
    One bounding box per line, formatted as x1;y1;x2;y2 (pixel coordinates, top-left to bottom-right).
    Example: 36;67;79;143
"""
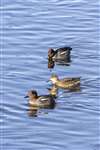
48;57;71;69
27;103;56;118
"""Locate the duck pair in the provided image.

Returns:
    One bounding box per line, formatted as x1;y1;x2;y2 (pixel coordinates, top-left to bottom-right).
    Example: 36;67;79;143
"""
25;75;80;108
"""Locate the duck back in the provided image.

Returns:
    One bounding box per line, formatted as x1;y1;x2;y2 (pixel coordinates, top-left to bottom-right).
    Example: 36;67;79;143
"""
38;95;56;108
53;47;71;60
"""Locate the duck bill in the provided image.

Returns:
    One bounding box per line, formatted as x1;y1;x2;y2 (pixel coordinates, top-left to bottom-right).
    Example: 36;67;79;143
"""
24;95;29;98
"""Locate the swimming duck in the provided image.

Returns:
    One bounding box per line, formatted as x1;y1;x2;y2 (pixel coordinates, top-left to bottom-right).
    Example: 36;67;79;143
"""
25;90;55;108
47;85;58;98
49;74;80;89
48;47;72;61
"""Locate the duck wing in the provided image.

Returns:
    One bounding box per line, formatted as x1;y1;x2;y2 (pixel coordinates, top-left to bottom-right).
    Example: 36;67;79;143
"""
38;95;55;108
54;47;72;60
56;47;72;52
38;95;52;103
62;77;80;83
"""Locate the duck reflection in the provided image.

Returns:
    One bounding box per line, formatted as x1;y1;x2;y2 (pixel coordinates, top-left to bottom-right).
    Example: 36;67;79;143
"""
28;105;38;117
47;85;58;98
48;59;55;69
27;102;56;117
47;83;80;101
48;56;71;69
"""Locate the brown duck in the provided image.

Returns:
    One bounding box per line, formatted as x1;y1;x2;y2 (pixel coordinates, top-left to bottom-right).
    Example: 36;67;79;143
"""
49;74;80;89
25;90;56;108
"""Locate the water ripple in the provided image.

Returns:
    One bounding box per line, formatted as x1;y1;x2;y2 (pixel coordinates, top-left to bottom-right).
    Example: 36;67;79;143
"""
1;0;100;150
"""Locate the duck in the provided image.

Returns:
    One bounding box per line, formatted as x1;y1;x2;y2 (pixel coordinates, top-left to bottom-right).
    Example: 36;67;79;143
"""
47;85;58;98
48;47;72;61
25;90;56;108
49;74;80;89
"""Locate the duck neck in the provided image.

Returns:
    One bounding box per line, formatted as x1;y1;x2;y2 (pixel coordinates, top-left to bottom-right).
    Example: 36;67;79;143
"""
54;78;59;85
56;78;61;86
30;95;38;101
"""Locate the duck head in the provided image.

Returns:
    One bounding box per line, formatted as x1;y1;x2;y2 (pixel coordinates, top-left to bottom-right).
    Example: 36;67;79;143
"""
49;74;59;84
48;48;55;59
25;90;38;99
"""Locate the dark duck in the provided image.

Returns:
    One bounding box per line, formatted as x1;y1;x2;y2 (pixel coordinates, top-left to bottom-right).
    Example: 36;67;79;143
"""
48;47;72;61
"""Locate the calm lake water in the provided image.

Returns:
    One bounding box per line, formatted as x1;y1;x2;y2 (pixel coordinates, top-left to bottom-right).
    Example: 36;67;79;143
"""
1;0;100;150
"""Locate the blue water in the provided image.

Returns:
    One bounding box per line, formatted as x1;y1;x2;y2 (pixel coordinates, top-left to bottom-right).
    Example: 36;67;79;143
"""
1;0;100;150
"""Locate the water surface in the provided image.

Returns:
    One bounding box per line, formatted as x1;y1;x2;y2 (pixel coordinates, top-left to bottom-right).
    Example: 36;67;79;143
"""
1;0;100;150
